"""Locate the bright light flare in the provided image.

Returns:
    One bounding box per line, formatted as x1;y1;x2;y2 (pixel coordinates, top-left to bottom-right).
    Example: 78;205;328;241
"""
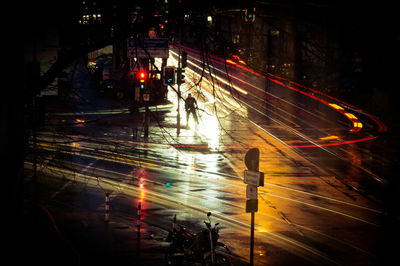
319;136;340;141
191;114;220;151
329;103;344;110
74;119;86;127
226;59;237;65
344;113;357;120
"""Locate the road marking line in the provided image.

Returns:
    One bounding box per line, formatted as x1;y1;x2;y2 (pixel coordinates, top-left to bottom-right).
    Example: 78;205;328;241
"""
50;160;97;199
50;180;73;199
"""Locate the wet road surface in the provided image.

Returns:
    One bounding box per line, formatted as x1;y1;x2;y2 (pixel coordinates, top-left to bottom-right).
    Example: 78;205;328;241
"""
23;50;397;265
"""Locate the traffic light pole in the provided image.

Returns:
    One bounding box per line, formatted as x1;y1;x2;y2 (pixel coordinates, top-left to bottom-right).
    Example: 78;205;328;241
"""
177;46;181;135
176;18;184;135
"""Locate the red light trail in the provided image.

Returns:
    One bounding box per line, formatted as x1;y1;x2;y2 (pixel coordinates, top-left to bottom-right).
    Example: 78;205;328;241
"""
170;43;387;148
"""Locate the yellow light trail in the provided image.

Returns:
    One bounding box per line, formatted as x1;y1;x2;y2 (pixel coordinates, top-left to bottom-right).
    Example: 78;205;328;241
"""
169;50;248;95
319;136;340;141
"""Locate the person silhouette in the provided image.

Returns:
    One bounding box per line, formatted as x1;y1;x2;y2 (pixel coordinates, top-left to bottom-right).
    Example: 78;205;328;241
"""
184;93;198;126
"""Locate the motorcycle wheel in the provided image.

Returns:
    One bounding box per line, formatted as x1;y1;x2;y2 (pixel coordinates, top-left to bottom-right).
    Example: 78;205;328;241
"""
202;253;230;266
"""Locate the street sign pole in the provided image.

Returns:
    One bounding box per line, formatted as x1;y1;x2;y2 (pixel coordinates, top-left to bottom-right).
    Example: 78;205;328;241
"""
244;148;263;266
250;211;255;266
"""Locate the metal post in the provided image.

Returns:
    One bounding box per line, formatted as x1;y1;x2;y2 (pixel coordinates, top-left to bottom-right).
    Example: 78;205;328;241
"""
33;103;38;201
137;201;141;238
250;158;258;266
250;211;255;266
144;108;149;138
177;46;181;135
244;149;260;266
173;214;177;230
136;199;142;258
105;192;110;222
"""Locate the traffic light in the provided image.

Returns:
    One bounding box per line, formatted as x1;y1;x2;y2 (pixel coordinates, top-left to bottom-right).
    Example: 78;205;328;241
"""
177;68;185;84
245;8;255;22
138;70;147;90
163;66;176;86
181;51;187;68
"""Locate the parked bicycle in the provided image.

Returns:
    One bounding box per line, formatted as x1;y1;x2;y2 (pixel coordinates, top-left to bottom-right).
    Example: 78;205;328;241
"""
166;212;231;265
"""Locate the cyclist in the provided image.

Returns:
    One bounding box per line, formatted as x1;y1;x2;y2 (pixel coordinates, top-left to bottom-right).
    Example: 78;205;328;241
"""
185;93;198;126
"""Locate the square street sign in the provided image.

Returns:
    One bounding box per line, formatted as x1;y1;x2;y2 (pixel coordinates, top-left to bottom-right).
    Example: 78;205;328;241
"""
244;170;264;187
246;185;258;199
246;199;258;213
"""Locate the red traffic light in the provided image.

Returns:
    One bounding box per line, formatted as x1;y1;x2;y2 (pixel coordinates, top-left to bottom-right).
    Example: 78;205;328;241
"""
138;71;147;82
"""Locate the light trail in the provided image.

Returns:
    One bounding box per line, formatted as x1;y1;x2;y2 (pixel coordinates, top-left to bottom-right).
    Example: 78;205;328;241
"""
170;47;388;186
31;135;384;218
172;44;385;149
32;132;383;212
266;71;388;133
169;50;248;95
259;191;379;227
27;126;383;264
25;157;374;265
171;48;357;146
173;45;358;143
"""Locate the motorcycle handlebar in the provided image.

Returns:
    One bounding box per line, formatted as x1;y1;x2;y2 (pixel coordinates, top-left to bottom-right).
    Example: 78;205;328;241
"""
204;221;211;228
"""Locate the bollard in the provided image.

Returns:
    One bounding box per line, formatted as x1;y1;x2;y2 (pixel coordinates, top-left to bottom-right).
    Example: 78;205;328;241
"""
172;214;177;230
144;109;149;138
137;201;141;236
105;192;110;222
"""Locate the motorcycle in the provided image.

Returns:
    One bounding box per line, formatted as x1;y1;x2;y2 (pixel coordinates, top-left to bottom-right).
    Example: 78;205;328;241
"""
166;212;231;265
